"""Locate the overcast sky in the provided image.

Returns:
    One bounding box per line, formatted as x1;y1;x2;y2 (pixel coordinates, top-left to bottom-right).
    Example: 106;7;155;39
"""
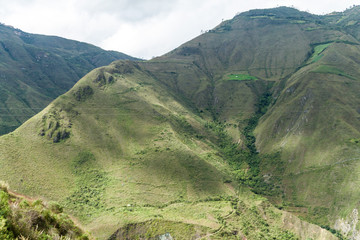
0;0;358;59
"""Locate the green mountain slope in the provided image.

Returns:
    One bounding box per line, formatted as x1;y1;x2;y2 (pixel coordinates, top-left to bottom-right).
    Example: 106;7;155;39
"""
1;5;360;239
146;7;360;237
0;60;336;239
0;23;138;135
0;61;235;238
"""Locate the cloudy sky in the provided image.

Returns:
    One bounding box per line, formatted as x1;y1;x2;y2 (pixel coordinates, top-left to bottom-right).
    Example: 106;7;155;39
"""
0;0;358;59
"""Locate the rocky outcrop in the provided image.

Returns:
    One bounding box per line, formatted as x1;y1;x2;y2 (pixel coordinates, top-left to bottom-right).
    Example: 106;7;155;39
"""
334;209;360;240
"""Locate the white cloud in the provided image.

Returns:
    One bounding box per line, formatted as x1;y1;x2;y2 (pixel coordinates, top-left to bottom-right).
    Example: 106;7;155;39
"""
0;0;358;59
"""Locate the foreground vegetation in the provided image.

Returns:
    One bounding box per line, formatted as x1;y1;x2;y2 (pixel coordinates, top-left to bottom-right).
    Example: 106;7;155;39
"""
0;182;88;240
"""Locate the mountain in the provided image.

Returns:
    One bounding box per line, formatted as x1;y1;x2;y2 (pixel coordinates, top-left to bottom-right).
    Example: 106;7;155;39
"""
149;6;360;237
0;61;335;239
1;5;360;239
0;23;138;135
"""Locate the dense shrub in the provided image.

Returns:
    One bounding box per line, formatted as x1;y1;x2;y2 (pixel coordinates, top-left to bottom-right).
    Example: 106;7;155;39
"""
206;90;279;195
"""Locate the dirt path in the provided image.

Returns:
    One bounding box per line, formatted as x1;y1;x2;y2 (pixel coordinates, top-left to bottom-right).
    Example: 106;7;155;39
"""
7;189;35;202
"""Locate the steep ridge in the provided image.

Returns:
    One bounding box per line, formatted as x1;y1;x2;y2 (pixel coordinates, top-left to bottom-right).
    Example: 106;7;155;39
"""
0;23;138;135
1;6;360;239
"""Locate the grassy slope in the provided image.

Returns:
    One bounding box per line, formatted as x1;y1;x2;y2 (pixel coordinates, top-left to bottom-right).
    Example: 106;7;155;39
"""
0;61;233;238
0;23;138;135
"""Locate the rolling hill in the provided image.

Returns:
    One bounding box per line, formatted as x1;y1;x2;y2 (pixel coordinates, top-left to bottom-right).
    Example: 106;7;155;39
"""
1;5;360;240
0;23;138;135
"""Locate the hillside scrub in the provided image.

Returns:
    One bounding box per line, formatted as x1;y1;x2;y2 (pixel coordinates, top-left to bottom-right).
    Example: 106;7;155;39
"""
206;90;279;196
65;151;109;220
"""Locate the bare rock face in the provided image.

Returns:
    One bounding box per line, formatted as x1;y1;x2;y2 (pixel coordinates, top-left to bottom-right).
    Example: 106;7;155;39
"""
335;209;360;240
155;233;173;240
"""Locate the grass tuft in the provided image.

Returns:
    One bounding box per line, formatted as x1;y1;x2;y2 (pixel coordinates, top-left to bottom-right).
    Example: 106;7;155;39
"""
307;43;331;64
227;74;258;81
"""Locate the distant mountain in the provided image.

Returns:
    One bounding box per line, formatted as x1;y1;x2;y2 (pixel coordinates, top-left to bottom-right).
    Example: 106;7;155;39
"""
1;6;360;239
0;23;138;134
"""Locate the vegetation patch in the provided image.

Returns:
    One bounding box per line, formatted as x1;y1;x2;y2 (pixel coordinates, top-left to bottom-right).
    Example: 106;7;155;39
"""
290;20;306;24
305;27;322;31
349;138;360;145
93;70;116;87
312;65;355;79
39;108;72;143
250;15;272;19
65;151;109;220
307;43;331;64
205;90;279;196
227;74;257;81
320;225;346;240
73;85;94;101
221;201;298;239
